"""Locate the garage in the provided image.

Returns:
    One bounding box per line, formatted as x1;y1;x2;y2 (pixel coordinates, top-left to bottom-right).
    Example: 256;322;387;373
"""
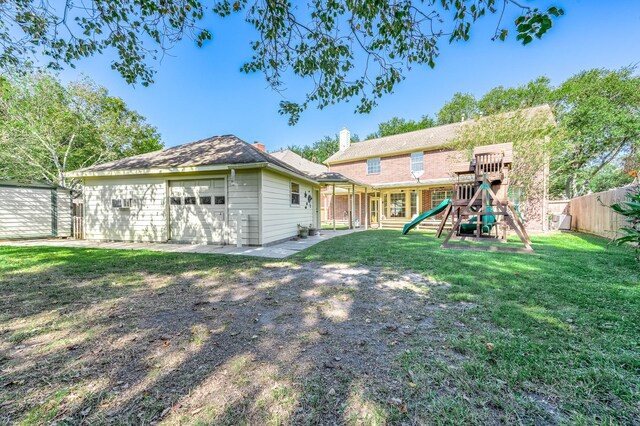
169;178;227;244
0;180;72;239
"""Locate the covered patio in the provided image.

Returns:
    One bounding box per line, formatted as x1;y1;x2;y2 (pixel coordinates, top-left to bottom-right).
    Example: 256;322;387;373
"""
318;173;457;232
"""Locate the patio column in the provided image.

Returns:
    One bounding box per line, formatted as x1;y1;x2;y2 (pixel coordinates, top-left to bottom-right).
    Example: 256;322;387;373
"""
351;183;355;229
379;194;383;229
358;190;362;228
364;187;368;230
332;184;336;232
347;186;352;229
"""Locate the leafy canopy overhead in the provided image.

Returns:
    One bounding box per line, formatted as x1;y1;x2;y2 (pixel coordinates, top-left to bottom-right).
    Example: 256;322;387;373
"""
1;0;563;124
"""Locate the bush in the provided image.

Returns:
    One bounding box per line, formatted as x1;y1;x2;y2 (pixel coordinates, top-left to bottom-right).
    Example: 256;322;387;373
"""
611;183;640;260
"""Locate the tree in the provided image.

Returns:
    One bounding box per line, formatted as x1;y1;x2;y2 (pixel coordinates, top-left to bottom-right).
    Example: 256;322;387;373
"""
552;67;640;198
286;133;360;164
451;108;558;198
0;1;563;124
366;115;436;140
0;72;162;189
478;76;553;115
587;164;634;193
437;92;479;124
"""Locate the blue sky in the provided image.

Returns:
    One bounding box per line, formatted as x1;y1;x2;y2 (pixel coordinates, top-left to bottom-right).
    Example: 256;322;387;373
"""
59;0;640;151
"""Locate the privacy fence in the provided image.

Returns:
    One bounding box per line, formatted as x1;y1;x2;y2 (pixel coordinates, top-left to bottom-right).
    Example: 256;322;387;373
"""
567;185;637;239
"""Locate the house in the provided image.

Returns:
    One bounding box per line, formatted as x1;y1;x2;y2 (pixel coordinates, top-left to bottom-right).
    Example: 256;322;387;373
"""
67;136;325;246
319;105;553;231
0;180;72;239
67;105;552;247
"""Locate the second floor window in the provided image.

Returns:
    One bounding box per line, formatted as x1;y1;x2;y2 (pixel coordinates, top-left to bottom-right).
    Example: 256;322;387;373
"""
411;152;424;174
367;157;381;174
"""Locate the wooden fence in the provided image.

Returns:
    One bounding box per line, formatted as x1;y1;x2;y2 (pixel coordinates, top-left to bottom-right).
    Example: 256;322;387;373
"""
568;185;637;239
72;202;84;239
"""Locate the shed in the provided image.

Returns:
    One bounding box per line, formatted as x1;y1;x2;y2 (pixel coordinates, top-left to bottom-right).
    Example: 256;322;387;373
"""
0;180;72;239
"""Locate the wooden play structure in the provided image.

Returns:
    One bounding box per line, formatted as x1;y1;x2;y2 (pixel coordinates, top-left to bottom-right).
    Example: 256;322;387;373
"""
435;143;534;254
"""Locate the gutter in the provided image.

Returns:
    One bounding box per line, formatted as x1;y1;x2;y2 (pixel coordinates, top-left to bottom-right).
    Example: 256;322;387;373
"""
67;163;269;178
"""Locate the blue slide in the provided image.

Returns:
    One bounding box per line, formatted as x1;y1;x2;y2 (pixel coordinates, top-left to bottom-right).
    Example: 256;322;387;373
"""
402;198;451;235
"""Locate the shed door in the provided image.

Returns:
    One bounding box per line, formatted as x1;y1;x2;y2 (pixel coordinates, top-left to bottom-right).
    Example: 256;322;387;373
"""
169;179;226;244
0;186;53;238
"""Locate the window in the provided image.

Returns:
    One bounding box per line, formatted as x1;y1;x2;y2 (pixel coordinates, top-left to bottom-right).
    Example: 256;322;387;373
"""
199;196;212;205
410;191;418;217
291;182;300;205
431;190;452;210
367;158;381;174
111;199;122;208
170;197;182;205
214;196;226;205
410;152;424;174
390;193;406;218
184;196;196;205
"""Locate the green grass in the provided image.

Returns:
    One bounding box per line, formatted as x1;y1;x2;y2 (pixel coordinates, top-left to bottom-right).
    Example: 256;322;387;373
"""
295;230;640;424
1;231;638;425
321;223;350;230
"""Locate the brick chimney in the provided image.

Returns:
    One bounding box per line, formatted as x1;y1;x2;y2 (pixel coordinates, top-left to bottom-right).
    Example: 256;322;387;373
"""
339;127;350;151
252;141;266;152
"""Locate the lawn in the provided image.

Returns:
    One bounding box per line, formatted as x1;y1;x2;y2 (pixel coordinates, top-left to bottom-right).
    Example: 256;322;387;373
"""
0;231;638;425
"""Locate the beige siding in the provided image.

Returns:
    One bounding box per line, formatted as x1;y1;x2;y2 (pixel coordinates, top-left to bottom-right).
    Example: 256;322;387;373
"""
82;170;261;245
57;188;72;237
261;170;316;245
228;170;260;246
83;176;167;242
0;186;53;238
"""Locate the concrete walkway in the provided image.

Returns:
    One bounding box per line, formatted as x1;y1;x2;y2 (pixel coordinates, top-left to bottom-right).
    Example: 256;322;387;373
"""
0;229;362;259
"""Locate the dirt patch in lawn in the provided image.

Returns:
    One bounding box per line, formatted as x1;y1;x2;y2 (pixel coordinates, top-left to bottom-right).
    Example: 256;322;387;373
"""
1;260;469;425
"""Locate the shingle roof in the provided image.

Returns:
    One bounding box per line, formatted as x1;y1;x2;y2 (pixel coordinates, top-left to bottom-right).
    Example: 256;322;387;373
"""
269;149;369;186
270;150;328;176
70;135;314;180
325;104;554;164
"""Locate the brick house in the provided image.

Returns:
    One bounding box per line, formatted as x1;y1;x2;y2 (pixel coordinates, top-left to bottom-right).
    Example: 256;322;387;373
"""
318;105;553;231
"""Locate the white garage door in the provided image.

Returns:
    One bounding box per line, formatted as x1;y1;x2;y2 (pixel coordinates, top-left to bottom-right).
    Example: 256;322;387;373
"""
0;186;53;238
169;179;226;244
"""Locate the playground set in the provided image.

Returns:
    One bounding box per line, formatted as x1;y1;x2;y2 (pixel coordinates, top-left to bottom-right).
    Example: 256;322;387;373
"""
402;143;534;254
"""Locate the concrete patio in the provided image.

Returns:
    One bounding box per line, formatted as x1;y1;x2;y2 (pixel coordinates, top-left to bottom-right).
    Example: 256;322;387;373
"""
0;229;362;259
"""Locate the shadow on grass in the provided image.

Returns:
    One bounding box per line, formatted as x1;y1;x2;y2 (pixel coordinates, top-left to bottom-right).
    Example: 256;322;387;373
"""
1;230;638;425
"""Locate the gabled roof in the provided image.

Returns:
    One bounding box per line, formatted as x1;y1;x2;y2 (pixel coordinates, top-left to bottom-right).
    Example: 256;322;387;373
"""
270;149;328;176
325;104;554;164
68;135;315;181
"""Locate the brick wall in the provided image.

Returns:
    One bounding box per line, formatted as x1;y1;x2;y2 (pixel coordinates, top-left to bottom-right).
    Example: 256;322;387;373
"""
328;149;465;185
323;193;368;225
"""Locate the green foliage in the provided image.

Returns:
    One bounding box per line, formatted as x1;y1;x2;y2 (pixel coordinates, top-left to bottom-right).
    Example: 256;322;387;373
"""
366;115;436;140
552;67;640;198
588;165;634;193
436;92;479;124
0;1;563;124
611;185;640;260
0;71;162;188
478;76;553;115
451;108;558;198
286;133;360;164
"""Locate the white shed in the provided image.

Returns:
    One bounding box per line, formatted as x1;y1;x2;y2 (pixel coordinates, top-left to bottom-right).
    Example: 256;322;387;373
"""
0;180;72;239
